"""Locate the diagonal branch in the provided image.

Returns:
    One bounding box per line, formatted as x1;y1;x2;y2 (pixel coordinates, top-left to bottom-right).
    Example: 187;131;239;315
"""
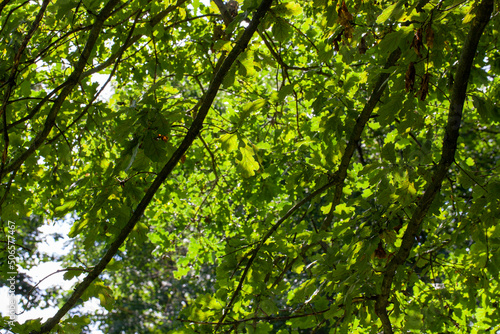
375;0;494;332
80;0;189;79
32;0;274;332
319;47;402;231
210;4;402;326
243;47;402;309
0;0;11;17
47;10;143;145
215;175;339;331
212;0;234;25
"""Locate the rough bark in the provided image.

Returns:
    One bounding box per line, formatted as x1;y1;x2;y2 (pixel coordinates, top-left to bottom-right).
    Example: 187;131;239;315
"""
32;0;274;332
375;0;494;332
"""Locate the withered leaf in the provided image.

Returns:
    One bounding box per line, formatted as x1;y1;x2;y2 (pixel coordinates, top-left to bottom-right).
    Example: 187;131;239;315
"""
333;33;342;51
226;0;238;17
405;62;416;92
344;26;353;40
359;36;367;54
425;24;434;49
419;73;430;101
213;25;224;41
337;1;353;28
333;40;339;51
410;28;423;56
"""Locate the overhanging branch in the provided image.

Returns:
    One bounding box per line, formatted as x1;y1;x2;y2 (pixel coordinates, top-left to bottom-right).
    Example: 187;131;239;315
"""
32;0;274;332
0;0;50;175
375;0;493;332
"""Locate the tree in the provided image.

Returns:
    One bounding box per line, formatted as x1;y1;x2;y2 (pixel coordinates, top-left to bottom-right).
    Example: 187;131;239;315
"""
0;0;499;332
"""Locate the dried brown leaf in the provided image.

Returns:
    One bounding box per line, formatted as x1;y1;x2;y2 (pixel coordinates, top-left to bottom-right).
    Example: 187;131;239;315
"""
410;28;423;56
226;0;239;17
419;73;430;101
425;25;434;49
359;36;367;54
405;62;416;92
337;0;353;27
374;242;387;259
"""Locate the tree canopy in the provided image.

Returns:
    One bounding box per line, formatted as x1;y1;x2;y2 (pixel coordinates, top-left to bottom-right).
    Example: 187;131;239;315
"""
1;0;499;333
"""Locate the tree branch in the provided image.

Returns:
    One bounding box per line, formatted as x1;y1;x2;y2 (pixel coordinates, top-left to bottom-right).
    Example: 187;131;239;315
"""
1;1;190;136
0;0;121;182
47;10;142;145
320;47;402;231
80;0;189;79
375;0;493;332
31;0;274;332
181;307;329;326
0;0;50;174
215;175;339;331
0;0;12;17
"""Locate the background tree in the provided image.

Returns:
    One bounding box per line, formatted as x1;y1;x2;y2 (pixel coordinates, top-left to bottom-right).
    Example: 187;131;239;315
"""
0;0;499;333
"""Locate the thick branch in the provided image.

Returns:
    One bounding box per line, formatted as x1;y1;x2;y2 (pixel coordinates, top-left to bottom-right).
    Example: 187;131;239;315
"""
32;0;273;332
0;0;11;17
375;0;493;332
213;0;234;25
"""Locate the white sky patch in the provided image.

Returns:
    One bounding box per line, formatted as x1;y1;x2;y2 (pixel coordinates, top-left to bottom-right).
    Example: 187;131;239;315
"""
0;218;105;333
91;73;115;102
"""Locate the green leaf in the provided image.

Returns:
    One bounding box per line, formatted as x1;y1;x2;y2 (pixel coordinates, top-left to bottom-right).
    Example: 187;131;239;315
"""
68;218;89;238
6;1;500;332
472;94;500;121
377;28;412;54
465;157;475;167
125;141;141;172
81;281;115;311
222;66;237;88
220;133;239;152
376;1;403;24
55;200;77;217
260;298;279;315
236;144;260;177
272;17;291;42
63;268;85;281
273;2;303;17
143;134;167;162
238;98;267;126
278;84;294;101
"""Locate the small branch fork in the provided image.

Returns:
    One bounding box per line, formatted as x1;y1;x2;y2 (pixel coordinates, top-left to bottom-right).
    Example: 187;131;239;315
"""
374;0;494;332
